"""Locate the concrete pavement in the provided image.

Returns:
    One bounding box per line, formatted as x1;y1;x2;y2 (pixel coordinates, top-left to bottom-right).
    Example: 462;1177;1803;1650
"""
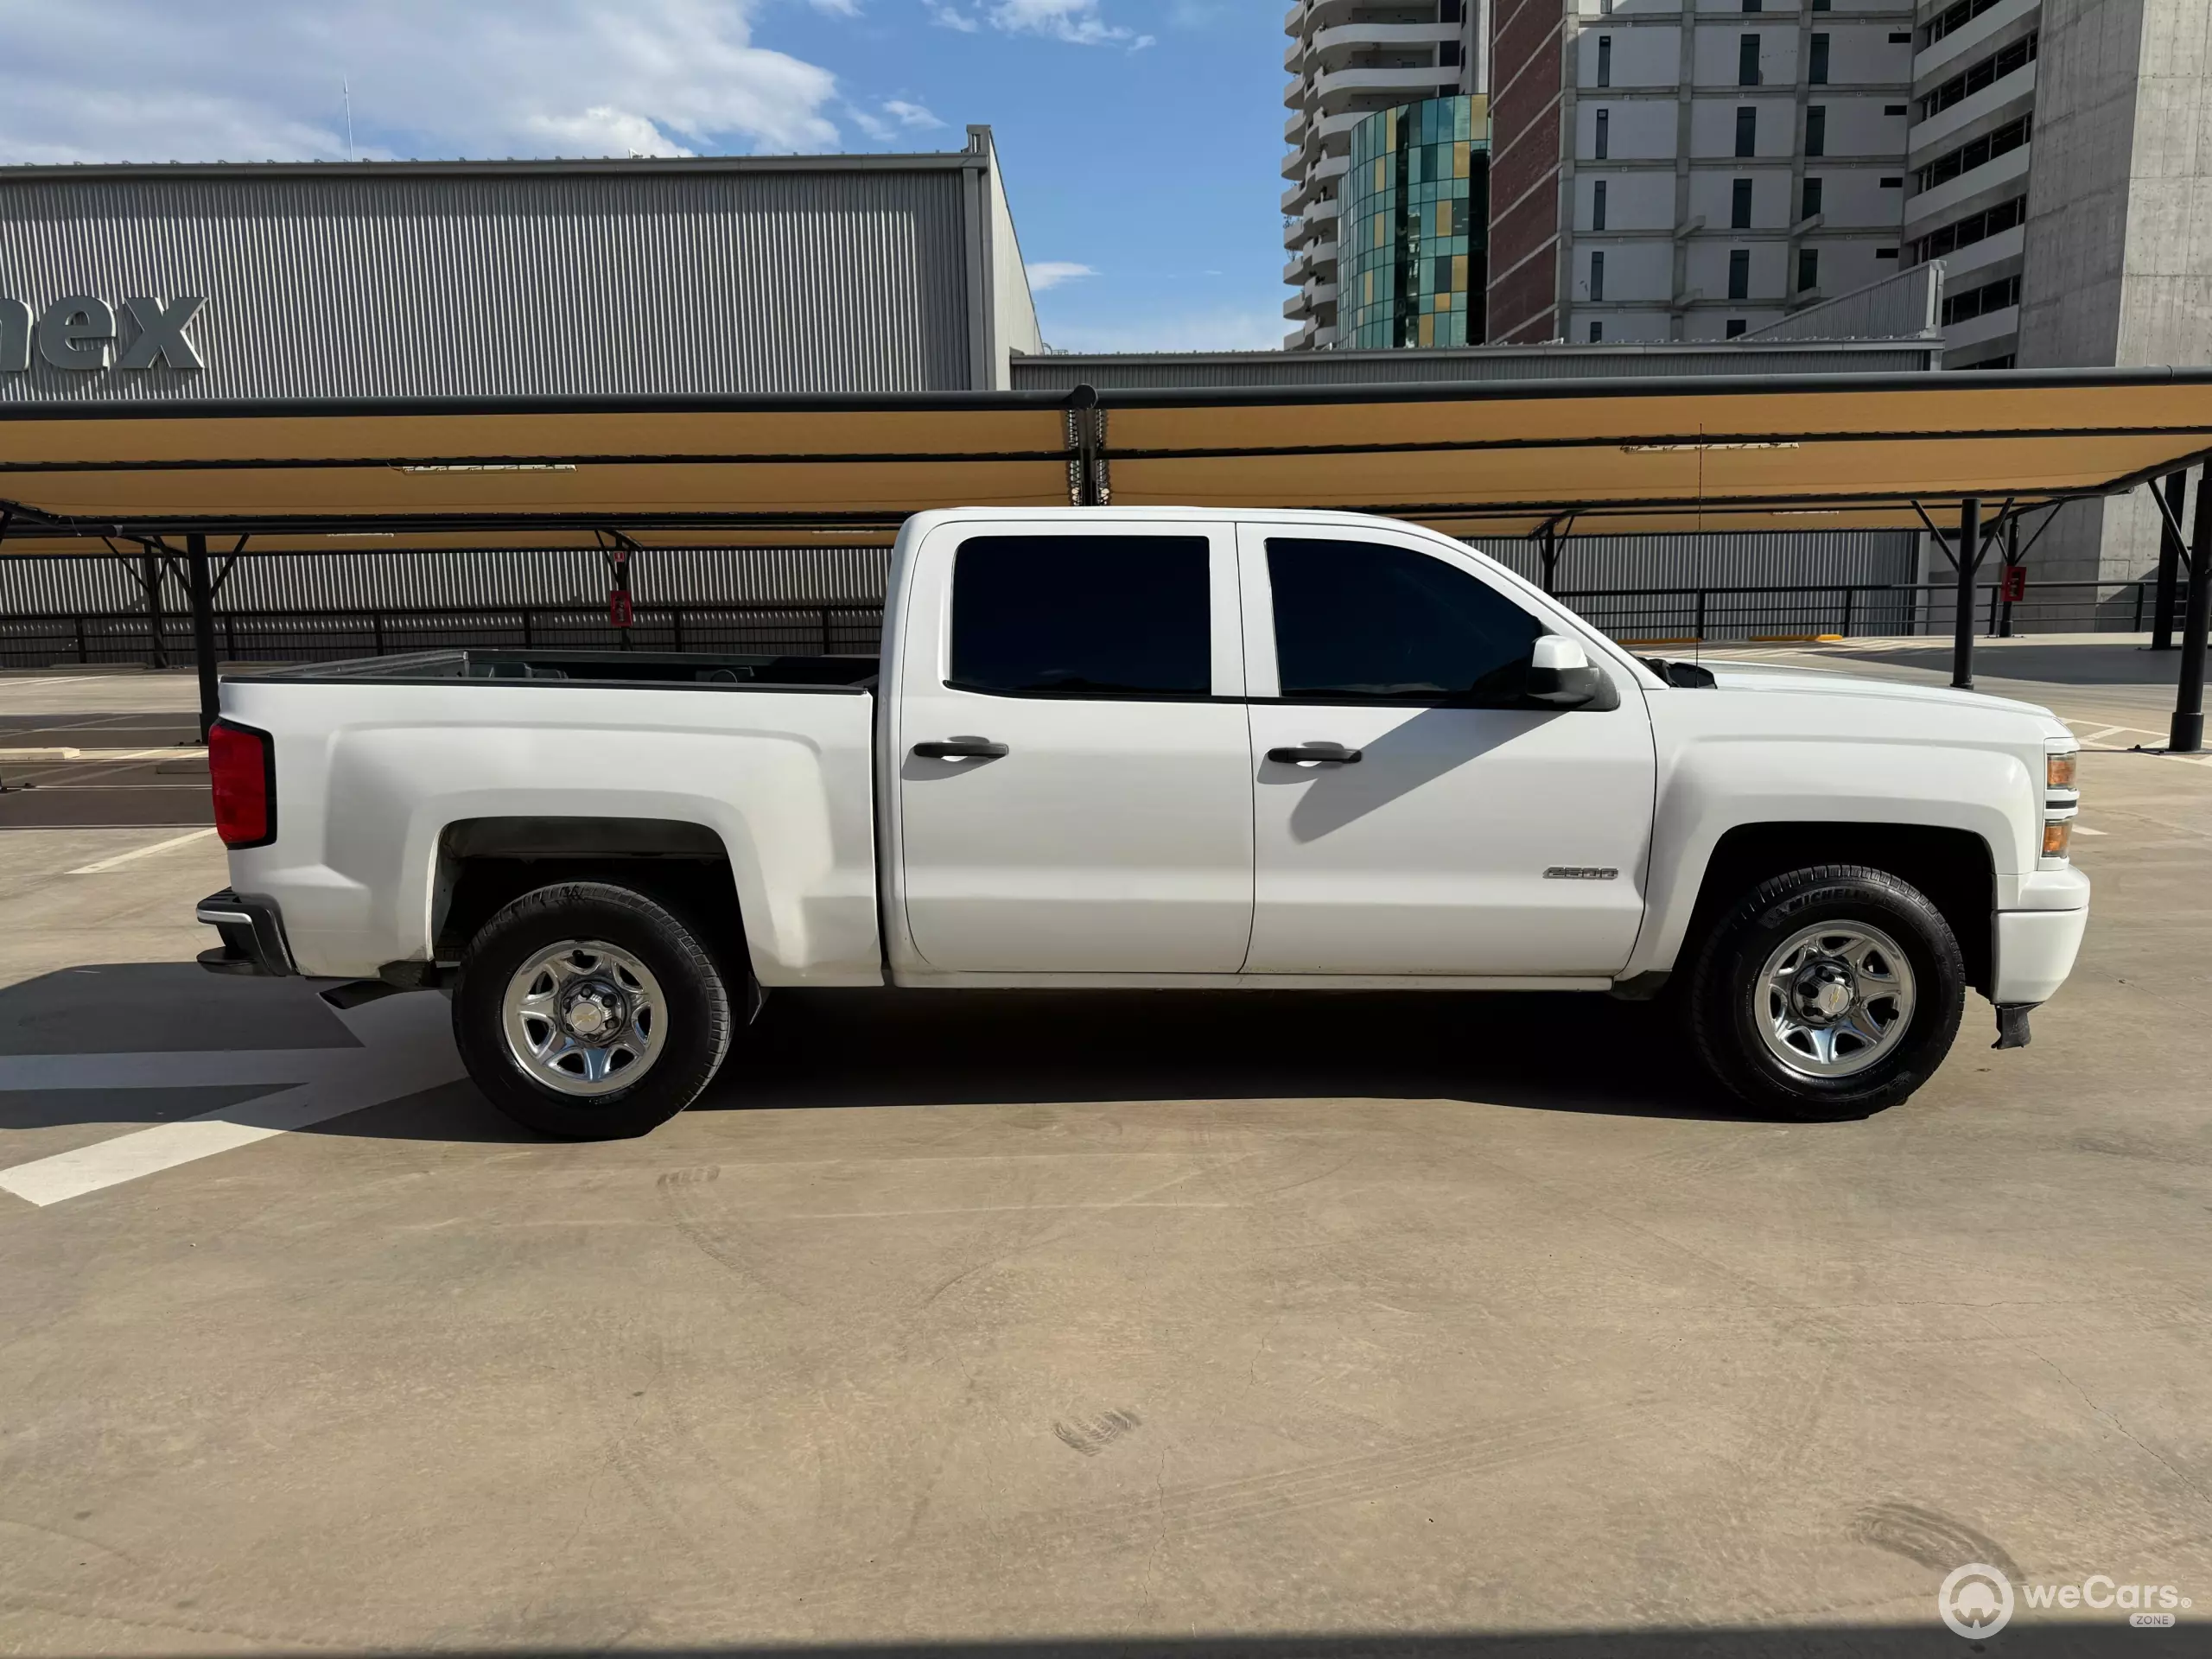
0;652;2207;1656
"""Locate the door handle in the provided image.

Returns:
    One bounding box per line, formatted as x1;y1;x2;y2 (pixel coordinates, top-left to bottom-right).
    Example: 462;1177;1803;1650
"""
1266;742;1363;765
912;738;1009;760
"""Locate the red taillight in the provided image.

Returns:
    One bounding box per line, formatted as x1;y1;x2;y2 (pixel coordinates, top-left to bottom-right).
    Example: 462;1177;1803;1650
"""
208;720;275;849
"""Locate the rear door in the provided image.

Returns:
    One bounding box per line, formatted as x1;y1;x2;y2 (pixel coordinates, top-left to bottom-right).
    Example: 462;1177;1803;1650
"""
893;520;1253;973
1238;524;1656;977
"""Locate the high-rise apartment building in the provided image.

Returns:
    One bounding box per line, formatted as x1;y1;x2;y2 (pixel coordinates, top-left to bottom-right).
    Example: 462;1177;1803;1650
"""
1474;1;2211;595
1490;0;1919;346
1283;2;1488;348
1904;0;2039;369
1993;0;2212;587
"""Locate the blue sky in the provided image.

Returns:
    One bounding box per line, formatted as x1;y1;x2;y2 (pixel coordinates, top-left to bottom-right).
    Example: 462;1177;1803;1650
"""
0;0;1292;353
776;2;1290;351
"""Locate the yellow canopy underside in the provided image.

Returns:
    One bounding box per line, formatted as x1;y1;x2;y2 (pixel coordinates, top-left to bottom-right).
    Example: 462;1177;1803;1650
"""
4;377;2209;552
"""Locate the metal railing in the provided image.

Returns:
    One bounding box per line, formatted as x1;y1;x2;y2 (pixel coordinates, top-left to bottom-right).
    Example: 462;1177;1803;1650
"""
1558;578;2187;645
0;582;2188;671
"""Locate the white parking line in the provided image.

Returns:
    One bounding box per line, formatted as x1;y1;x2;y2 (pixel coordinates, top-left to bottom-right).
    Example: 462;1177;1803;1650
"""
0;993;467;1208
66;826;219;874
2058;719;2212;766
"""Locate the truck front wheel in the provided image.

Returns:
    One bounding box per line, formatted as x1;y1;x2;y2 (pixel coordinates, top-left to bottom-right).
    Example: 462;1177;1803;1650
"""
454;881;736;1140
1688;865;1966;1121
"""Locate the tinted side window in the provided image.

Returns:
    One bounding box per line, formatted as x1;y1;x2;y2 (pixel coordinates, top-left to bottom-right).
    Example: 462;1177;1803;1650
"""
1267;537;1541;704
950;535;1211;697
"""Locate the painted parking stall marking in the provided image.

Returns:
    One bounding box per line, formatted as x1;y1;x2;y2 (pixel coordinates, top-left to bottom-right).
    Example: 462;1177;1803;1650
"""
0;990;465;1208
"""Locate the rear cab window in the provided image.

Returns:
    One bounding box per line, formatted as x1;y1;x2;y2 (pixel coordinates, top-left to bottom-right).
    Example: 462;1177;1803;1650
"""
950;534;1213;699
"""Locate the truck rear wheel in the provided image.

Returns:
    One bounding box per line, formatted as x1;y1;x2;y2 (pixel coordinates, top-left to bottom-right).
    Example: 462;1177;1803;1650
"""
1688;865;1965;1122
454;881;736;1140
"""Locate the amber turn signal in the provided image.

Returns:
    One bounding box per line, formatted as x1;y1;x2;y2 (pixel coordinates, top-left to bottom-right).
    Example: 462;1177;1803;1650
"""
2047;752;2077;791
2043;819;2073;859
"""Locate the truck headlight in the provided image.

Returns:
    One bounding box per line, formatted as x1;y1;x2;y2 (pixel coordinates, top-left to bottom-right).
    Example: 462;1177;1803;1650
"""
2043;746;2080;863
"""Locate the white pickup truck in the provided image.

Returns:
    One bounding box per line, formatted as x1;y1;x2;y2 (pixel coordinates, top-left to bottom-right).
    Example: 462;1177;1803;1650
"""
196;507;2088;1138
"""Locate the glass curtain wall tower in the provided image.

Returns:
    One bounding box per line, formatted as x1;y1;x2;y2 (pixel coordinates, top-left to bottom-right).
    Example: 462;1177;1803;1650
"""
1283;1;1489;350
1343;97;1491;348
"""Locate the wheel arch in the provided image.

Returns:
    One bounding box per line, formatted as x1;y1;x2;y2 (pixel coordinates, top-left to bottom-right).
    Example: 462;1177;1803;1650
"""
432;816;747;972
1671;823;1997;997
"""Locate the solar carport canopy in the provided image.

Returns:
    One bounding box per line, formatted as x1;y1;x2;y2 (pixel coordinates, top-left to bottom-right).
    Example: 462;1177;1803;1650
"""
6;367;2212;549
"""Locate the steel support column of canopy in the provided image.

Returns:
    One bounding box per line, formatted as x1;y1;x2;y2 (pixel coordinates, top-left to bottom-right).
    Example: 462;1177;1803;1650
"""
186;533;219;742
1953;497;1982;690
2153;471;2187;650
2172;463;2212;753
138;549;168;670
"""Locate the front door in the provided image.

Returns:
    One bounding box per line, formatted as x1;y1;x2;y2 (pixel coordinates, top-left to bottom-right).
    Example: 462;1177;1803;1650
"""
895;523;1254;973
1238;525;1656;977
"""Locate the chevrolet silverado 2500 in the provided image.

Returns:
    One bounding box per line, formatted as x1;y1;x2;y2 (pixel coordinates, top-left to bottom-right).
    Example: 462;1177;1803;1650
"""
196;508;2088;1137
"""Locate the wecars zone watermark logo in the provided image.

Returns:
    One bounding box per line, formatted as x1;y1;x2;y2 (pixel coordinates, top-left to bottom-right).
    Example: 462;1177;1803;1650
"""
1940;1563;2190;1638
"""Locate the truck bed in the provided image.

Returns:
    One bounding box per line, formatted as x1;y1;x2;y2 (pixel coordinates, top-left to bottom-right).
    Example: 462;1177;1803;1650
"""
216;650;885;985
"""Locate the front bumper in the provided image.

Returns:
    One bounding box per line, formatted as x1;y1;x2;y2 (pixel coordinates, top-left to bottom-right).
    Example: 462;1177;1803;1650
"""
1993;904;2089;1007
196;889;296;978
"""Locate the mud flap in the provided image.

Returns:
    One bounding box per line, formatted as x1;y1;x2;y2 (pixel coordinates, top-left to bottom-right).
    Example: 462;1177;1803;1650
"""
1993;1004;2034;1050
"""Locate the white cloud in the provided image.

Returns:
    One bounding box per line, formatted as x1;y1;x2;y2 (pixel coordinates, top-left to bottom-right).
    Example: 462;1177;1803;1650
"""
848;106;895;141
1025;261;1099;292
0;0;844;164
930;0;1140;47
528;106;696;158
848;97;946;143
883;99;944;130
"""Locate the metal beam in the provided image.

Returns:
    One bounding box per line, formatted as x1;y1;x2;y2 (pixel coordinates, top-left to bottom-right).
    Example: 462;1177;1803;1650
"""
2173;462;2212;753
2152;471;2188;650
8;363;2212;426
1953;497;1981;690
1070;385;1104;508
186;532;219;741
2011;499;2063;568
210;535;251;599
137;544;169;670
9;423;2212;477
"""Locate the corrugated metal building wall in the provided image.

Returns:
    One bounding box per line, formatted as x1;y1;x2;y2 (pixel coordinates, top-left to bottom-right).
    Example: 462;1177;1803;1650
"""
0;545;895;614
0;141;1039;400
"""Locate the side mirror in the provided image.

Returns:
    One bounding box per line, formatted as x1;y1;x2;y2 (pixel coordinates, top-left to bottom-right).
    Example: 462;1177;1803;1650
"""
1527;634;1600;709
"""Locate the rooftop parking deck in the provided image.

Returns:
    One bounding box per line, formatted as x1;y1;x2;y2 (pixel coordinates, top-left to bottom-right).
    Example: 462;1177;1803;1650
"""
1;645;2207;1655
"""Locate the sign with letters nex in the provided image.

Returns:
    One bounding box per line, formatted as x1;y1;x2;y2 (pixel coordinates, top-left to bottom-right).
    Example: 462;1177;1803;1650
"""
0;295;206;372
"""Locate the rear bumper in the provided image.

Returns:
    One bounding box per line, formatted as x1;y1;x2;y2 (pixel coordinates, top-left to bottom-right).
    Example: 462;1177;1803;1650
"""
196;889;296;978
1993;904;2088;1007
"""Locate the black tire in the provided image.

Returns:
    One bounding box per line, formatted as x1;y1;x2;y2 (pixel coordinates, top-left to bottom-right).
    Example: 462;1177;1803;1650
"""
453;880;737;1140
1688;864;1966;1122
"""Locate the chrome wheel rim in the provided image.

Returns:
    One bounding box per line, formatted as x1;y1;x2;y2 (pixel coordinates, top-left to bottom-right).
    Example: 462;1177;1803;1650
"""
502;940;664;1097
1756;921;1917;1080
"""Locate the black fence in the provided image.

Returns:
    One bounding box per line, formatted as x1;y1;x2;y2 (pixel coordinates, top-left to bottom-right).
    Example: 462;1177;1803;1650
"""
1560;578;2184;645
0;582;2188;672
